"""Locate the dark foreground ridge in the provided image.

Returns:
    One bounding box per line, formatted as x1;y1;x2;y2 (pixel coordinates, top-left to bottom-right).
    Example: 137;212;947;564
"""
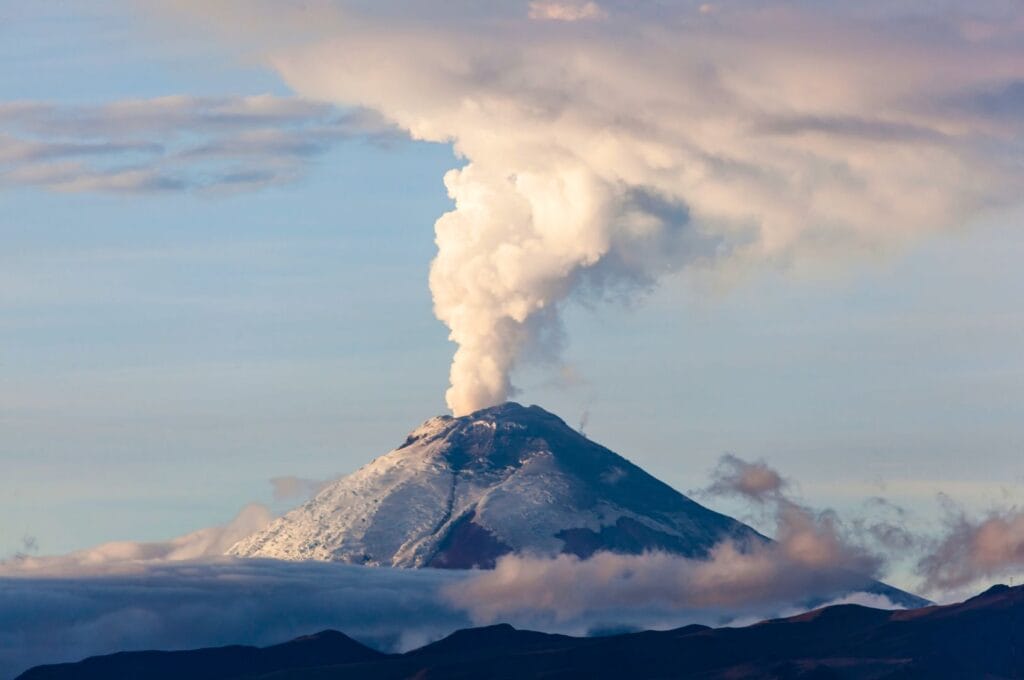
20;583;1024;679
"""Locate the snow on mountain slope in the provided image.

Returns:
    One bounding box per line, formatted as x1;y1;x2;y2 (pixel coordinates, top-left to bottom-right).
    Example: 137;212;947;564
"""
228;402;764;568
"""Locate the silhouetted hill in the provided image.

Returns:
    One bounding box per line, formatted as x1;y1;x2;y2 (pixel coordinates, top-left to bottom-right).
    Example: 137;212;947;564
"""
20;583;1024;679
16;630;384;680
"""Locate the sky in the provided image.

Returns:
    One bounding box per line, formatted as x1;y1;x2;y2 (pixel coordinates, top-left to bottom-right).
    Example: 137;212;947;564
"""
2;0;1024;583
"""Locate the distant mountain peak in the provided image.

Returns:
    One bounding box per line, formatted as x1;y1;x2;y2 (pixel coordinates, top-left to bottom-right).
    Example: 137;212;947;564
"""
229;402;761;567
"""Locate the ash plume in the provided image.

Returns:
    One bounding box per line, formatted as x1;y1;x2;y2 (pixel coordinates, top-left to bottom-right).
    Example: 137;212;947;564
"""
155;2;1024;412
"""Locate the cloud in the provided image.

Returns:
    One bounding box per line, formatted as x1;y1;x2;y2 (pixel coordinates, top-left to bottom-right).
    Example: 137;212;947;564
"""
703;453;787;503
446;544;888;627
270;476;330;502
0;95;394;194
916;504;1024;593
159;0;1024;415
528;1;607;22
699;455;893;573
697;455;1024;599
1;504;272;575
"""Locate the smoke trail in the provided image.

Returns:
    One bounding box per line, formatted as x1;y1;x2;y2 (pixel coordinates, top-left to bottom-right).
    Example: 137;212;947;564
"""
167;0;1024;414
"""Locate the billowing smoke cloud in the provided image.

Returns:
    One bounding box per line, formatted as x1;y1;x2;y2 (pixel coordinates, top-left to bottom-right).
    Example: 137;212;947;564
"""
917;505;1024;592
163;0;1024;414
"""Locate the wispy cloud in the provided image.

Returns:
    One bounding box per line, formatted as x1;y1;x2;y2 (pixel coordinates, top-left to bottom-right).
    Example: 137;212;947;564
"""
0;95;395;194
269;476;330;503
528;1;607;22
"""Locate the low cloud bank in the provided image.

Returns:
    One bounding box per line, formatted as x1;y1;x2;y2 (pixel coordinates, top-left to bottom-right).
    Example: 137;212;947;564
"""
0;553;904;679
0;560;468;678
2;504;272;575
446;547;891;628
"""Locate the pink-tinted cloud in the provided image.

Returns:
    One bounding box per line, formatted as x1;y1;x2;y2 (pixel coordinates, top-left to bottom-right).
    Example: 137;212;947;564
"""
449;454;889;623
917;506;1024;592
704;454;787;503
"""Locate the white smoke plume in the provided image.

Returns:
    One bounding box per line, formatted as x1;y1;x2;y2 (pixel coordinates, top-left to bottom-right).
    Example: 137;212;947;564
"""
158;2;1024;412
160;0;1024;414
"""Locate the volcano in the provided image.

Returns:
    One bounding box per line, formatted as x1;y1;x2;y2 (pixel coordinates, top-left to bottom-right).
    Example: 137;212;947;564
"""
230;402;764;567
228;403;924;607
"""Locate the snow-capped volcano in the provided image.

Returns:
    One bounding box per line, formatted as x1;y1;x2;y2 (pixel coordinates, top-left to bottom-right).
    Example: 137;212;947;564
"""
229;402;764;567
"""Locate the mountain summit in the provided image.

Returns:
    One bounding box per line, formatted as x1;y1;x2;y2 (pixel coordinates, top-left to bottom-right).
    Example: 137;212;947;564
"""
229;402;763;567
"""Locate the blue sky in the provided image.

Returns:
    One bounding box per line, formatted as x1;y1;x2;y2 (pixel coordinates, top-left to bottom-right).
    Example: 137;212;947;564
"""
3;1;1024;569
